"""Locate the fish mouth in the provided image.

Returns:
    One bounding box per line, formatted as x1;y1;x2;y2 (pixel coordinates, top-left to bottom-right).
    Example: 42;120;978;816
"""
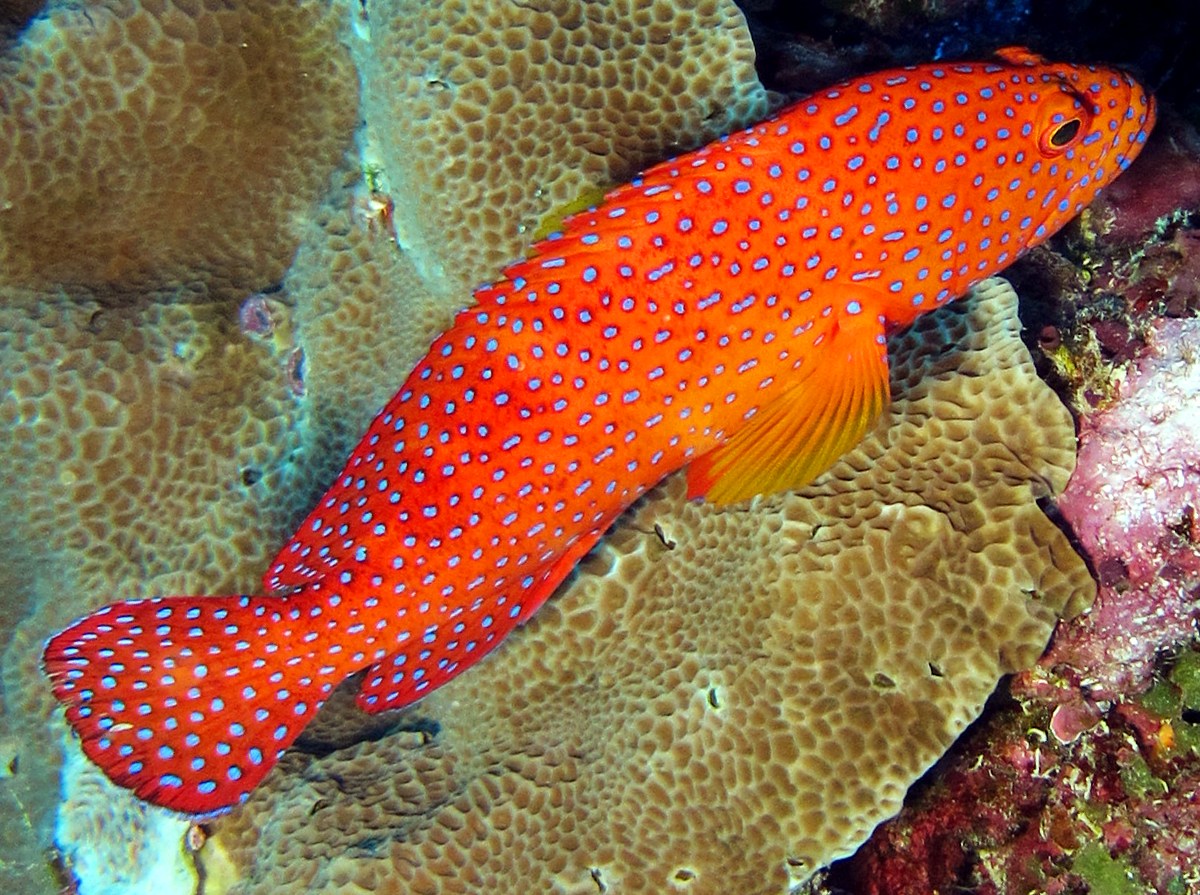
1143;88;1159;136
1119;66;1157;139
1100;67;1157;173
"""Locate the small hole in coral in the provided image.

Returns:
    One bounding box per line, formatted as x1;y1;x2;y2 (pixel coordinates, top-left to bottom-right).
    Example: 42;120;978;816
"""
872;672;896;689
673;867;696;882
706;687;721;709
928;662;944;678
287;347;307;397
241;467;263;486
185;823;208;852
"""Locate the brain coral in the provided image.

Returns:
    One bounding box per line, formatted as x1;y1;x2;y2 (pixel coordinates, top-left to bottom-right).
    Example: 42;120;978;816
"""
0;0;357;295
201;278;1093;894
0;287;311;889
1;2;772;891
360;0;770;295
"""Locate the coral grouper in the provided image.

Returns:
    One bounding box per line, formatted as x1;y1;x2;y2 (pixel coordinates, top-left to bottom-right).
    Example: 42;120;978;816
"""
44;48;1155;815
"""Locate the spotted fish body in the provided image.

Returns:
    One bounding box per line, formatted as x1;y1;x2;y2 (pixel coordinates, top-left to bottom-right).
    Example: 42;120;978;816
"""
45;48;1155;814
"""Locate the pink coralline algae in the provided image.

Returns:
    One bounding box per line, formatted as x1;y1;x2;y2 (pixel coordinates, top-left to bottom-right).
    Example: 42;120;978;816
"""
1048;315;1200;699
238;294;277;339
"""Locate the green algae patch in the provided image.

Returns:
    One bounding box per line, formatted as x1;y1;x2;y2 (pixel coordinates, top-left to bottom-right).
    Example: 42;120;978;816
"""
1171;720;1200;755
1118;751;1168;799
1139;678;1182;717
530;186;610;242
1165;874;1189;895
1071;842;1146;895
1169;648;1200;710
1136;648;1200;758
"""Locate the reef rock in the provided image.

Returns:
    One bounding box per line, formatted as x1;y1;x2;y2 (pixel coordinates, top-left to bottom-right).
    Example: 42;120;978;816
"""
1050;315;1200;698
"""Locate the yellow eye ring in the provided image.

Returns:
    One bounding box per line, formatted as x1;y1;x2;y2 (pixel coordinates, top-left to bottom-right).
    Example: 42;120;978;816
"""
1049;117;1082;147
1038;112;1087;155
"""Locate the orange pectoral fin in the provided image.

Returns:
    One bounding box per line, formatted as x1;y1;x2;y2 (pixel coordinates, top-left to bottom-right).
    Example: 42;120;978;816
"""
686;309;890;507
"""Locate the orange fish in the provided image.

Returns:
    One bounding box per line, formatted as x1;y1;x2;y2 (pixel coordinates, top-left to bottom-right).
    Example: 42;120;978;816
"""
44;47;1155;814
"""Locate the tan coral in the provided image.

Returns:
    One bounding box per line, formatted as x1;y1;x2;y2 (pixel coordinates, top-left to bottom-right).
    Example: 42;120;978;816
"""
202;279;1094;894
360;0;770;296
0;0;357;295
279;170;456;499
3;3;772;891
0;288;310;891
0;2;358;881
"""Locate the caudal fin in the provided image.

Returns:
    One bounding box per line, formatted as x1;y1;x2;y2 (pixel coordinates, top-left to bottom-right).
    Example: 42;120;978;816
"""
43;590;348;815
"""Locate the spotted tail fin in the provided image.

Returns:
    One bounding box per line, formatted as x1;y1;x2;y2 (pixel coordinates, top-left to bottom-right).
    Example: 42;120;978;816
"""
43;590;349;815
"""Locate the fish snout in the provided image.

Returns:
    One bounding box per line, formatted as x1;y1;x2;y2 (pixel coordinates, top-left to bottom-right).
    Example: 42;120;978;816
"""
1115;69;1156;171
1140;83;1158;138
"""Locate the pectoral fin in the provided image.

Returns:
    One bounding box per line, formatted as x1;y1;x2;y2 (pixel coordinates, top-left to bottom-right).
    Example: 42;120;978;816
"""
686;310;890;506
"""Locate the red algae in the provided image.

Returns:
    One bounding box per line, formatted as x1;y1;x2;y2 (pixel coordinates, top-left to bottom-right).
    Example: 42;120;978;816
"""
827;654;1200;894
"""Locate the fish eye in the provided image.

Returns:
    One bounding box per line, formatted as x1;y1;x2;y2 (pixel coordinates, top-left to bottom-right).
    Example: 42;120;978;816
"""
1036;93;1092;156
1049;118;1082;147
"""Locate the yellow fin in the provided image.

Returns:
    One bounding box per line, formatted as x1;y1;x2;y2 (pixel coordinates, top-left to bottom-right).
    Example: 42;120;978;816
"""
530;185;610;243
686;310;890;506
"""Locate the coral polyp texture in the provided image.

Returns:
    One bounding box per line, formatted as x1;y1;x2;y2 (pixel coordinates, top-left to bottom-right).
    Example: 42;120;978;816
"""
361;0;770;295
199;279;1092;895
0;2;775;892
0;0;357;295
0;289;312;893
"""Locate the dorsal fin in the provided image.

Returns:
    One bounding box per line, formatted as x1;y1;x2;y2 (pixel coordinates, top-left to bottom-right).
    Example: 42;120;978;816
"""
995;46;1045;66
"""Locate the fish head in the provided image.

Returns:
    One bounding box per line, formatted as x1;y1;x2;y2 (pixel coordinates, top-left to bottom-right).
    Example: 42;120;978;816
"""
993;47;1156;236
874;48;1157;330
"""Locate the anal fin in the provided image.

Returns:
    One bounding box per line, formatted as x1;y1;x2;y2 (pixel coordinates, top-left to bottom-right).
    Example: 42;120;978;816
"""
355;528;606;714
687;309;890;506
